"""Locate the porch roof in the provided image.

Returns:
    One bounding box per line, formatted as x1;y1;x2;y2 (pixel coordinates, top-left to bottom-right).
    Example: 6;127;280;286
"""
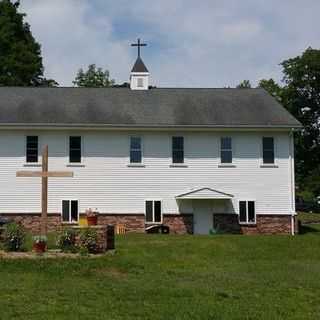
175;187;234;200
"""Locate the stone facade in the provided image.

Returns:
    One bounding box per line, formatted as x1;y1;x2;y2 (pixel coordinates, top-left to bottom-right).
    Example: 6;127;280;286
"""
0;212;295;235
163;214;193;234
214;214;293;235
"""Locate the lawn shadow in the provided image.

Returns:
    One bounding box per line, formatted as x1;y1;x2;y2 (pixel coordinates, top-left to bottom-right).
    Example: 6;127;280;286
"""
299;224;320;235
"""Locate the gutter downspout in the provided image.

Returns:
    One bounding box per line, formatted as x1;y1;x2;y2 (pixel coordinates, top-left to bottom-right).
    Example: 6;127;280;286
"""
289;129;296;235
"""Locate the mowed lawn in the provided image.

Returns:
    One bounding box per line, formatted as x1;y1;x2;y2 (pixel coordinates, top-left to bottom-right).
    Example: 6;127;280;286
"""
1;227;320;320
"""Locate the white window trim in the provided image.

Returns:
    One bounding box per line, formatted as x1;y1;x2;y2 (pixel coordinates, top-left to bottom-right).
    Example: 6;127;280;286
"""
260;136;278;167
67;135;85;166
238;199;256;225
61;199;79;224
128;135;144;166
171;136;185;165
219;136;234;165
137;77;144;88
24;134;40;166
145;199;163;224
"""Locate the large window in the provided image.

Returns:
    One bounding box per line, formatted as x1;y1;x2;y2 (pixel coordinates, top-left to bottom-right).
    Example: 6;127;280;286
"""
26;136;38;163
137;78;144;88
239;201;256;224
130;137;142;163
220;137;232;163
172;136;184;163
262;137;274;164
62;200;79;223
69;136;81;163
145;200;162;223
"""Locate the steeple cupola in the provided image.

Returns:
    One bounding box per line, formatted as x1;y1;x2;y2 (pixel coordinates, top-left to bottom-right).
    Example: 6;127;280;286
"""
130;38;150;90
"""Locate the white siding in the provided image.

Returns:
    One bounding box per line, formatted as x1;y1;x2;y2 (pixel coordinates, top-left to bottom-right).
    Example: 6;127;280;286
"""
0;130;294;216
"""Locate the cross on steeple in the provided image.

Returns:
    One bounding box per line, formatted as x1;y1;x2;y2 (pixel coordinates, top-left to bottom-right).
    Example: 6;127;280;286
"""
131;38;147;58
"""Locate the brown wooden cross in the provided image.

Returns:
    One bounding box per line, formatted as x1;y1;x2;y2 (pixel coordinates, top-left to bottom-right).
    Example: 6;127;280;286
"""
16;145;73;236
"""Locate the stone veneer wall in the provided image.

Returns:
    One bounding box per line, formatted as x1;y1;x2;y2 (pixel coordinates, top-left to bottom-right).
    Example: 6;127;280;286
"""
214;214;293;235
96;214;145;233
163;214;193;234
0;213;61;234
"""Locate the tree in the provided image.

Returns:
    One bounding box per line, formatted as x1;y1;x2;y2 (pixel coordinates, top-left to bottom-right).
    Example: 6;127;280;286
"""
281;48;320;191
0;0;56;86
236;80;252;88
73;64;115;87
258;78;283;103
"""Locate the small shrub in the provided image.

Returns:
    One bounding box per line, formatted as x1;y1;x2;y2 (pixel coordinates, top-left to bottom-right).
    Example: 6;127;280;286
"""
79;228;98;253
57;228;78;253
3;222;26;252
32;235;48;244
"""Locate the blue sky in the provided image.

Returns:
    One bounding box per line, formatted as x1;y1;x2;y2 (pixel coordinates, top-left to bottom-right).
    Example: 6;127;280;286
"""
20;0;320;87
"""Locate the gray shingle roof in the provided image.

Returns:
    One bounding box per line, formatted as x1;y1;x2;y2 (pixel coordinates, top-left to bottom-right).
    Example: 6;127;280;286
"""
0;87;301;128
131;57;149;73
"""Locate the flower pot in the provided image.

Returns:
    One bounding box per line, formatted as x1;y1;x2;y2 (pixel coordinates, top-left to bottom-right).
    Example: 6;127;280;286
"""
87;216;98;226
33;241;47;253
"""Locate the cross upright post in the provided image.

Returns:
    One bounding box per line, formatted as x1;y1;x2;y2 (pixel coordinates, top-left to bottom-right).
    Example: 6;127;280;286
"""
16;145;73;237
131;38;147;58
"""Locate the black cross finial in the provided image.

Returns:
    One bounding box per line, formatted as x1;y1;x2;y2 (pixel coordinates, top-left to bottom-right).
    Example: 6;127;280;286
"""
131;38;147;58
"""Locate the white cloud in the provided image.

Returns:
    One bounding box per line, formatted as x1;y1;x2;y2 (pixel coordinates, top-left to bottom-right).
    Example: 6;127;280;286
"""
20;0;320;87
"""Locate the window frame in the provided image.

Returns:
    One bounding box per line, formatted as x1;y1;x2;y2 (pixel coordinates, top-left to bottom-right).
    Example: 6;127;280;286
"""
145;199;162;224
238;200;256;225
262;137;275;165
129;136;143;164
137;77;144;88
172;136;184;164
61;199;79;224
68;136;82;164
26;135;39;163
220;136;233;164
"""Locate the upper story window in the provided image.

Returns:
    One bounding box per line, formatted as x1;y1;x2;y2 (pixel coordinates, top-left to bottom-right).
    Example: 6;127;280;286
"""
26;136;38;163
137;78;144;88
239;201;256;224
145;200;162;223
172;136;184;163
130;136;142;163
69;136;81;163
220;137;232;163
62;200;79;223
262;137;274;164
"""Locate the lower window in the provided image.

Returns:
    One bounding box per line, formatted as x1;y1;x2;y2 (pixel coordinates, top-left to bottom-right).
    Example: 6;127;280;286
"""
145;200;162;223
239;201;256;224
62;200;79;223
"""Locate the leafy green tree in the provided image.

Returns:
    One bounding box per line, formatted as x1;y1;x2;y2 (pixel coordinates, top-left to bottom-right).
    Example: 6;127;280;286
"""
0;0;56;86
281;48;320;190
258;78;283;103
236;80;252;88
73;64;115;87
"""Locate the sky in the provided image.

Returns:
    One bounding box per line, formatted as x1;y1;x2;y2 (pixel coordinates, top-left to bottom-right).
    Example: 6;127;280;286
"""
20;0;320;88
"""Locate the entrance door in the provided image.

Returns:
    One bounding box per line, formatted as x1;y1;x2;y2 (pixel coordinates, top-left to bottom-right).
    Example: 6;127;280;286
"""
193;200;213;235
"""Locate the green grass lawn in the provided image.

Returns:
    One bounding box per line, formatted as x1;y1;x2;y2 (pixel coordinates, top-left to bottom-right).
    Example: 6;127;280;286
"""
1;227;320;320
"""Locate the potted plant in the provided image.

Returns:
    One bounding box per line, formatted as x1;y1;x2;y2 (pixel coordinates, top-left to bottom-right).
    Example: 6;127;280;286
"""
86;208;99;226
32;235;47;253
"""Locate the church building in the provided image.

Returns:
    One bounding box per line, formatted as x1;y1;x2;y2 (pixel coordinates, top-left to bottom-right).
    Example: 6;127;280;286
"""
0;40;301;235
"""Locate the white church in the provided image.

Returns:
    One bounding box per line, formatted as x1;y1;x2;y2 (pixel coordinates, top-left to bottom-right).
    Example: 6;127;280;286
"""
0;40;301;235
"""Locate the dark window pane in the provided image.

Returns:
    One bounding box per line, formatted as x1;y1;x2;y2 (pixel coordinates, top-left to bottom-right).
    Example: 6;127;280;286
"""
221;137;231;150
62;200;70;222
263;137;274;164
173;150;184;163
172;136;184;150
130;137;141;149
146;201;153;222
130;151;142;163
239;201;247;223
69;136;81;163
221;150;232;163
71;200;78;222
248;201;255;223
154;201;161;222
26;136;38;163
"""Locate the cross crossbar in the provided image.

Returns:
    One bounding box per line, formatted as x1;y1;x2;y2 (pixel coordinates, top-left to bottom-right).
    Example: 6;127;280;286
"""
16;171;73;178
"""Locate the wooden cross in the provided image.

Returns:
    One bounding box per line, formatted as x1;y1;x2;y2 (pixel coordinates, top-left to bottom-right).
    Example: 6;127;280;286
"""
16;145;73;236
131;38;147;58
